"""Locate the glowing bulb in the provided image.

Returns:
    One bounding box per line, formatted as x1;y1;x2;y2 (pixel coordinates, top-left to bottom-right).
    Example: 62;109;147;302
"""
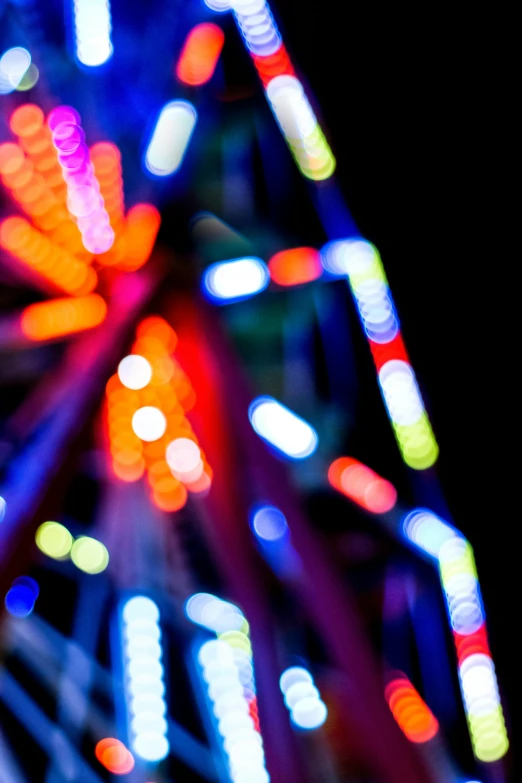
35;521;73;559
203;257;270;302
70;536;109;574
403;509;458;558
118;355;153;390
249;396;318;459
144;101;197;177
251;505;288;541
5;576;39;618
132;407;167;442
0;47;31;94
73;0;113;67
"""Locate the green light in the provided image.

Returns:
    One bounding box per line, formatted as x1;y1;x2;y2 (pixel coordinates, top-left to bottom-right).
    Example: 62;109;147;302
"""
16;64;39;92
35;521;73;560
393;415;439;470
71;536;109;574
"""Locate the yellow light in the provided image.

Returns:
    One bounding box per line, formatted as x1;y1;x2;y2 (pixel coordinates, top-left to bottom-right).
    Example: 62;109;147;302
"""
35;521;73;559
71;536;109;574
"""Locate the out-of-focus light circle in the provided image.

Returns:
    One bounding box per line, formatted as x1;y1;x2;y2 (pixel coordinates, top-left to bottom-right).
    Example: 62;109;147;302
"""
101;744;135;775
132;732;169;762
198;639;235;668
403;509;458;558
0;47;31;94
123;596;160;624
0;496;6;522
279;666;313;694
35;521;73;559
320;238;374;277
249;396;318;459
251;505;288;541
118;355;152;390
144;100;197;177
16;64;39;91
5;577;39;618
70;536;109;574
284;681;320;709
204;0;231;11
132;407;167;442
291;697;328;729
203;258;270;303
166;438;201;473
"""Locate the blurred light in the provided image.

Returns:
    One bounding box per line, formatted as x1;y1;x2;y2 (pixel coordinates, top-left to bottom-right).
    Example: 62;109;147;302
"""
265;75;335;181
16;63;39;91
230;0;281;56
35;521;73;559
95;739;135;775
177;24;225;86
268;247;322;287
458;654;509;761
117;204;161;271
73;0;113;67
0;47;31;94
204;0;231;11
328;457;397;513
20;294;107;341
0;496;6;522
203;257;270;303
144;101;197;177
186;593;245;633
132;407;167;442
90;142;125;249
166;438;201;480
385;675;439;743
252;45;295;87
279;665;327;730
70;536;109;574
249;396;318;459
122;596;169;762
403;509;458;558
118;355;153;390
5;576;39;618
251;505;288;541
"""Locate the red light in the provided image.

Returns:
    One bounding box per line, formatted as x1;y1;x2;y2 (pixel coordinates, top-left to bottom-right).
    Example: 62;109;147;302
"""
385;675;439;744
454;625;491;663
268;247;322;287
328;457;397;513
368;333;409;371
252;45;295;87
176;23;225;86
95;738;135;775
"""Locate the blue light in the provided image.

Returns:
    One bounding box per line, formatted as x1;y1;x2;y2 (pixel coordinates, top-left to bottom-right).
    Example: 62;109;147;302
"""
403;509;459;558
0;495;6;521
202;258;270;304
5;576;39;618
0;47;31;94
249;396;318;460
73;0;113;67
251;505;288;541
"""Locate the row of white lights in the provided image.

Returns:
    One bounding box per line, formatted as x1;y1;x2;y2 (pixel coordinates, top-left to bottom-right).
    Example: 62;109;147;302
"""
279;666;327;730
121;596;170;762
73;0;113;67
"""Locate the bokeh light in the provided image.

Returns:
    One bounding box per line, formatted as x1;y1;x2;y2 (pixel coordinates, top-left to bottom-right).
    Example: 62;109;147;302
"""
132;406;167;442
74;0;113;67
95;739;135;775
268;247;322;287
203;258;270;303
70;536;109;574
5;576;39;618
279;665;327;730
0;496;6;522
251;505;288;541
20;295;107;341
35;521;73;559
0;47;31;94
144;101;197;177
385;675;439;743
328;457;397;513
249;396;318;459
176;24;225;86
118;355;153;390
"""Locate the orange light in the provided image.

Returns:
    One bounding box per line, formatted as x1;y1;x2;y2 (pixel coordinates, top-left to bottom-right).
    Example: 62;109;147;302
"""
95;739;135;775
385;675;439;744
90;142;125;237
328;457;397;514
268;247;322;286
20;294;107;341
0;143;25;176
176;23;225;86
117;204;161;271
0;217;97;296
9;104;45;138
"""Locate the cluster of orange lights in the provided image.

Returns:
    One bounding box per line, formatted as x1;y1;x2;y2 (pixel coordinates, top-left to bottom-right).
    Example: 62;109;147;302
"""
268;247;322;287
105;316;212;512
176;23;225;86
0;216;97;295
328;457;397;514
20;294;107;341
252;44;295;88
95;738;134;775
0;103;161;292
385;675;439;744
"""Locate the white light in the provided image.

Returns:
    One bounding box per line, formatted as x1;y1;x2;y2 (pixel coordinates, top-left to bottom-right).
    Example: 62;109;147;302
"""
204;0;231;10
145;101;197;177
0;47;32;94
132;406;167;442
187;593;245;633
198;639;236;668
378;360;425;427
403;509;458;558
73;0;113;67
166;438;201;474
249;396;318;459
0;496;6;522
231;0;282;57
251;505;288;541
284;682;320;710
132;732;169;762
291;697;328;729
123;596;160;624
118;355;152;390
279;666;313;694
320;239;375;277
203;258;270;302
